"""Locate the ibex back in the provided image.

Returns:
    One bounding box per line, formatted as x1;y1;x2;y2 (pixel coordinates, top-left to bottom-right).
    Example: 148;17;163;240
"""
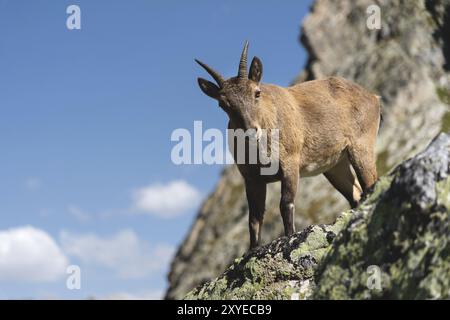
196;41;381;249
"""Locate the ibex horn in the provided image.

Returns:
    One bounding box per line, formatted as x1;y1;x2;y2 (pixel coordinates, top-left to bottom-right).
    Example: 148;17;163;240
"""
238;40;249;79
195;59;225;88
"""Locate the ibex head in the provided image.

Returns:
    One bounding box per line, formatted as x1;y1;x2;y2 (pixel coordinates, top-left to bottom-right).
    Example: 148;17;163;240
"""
196;41;264;133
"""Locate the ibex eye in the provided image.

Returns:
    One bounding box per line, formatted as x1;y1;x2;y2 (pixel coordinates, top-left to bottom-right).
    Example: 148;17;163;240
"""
255;90;261;98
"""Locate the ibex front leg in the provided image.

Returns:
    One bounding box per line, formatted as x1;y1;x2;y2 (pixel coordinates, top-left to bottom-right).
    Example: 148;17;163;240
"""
245;178;267;249
280;161;299;237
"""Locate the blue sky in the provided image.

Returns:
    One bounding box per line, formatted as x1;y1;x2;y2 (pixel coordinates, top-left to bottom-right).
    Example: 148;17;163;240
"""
0;0;311;299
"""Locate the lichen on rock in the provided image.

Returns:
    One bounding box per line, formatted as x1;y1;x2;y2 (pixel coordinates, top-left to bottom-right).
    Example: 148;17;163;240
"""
185;212;353;300
313;133;450;300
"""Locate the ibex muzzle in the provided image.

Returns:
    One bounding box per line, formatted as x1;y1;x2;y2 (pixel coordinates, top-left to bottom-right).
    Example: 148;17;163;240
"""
196;41;381;249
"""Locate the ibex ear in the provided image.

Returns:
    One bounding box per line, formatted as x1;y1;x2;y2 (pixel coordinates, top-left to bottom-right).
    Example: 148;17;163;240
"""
249;56;263;83
198;78;220;99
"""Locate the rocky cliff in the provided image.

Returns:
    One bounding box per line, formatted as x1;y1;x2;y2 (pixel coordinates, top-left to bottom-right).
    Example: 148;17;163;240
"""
165;0;450;300
186;133;450;299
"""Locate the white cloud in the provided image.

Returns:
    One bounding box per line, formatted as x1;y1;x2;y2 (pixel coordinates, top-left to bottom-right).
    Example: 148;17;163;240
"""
68;205;92;223
60;229;174;279
132;180;202;218
25;178;42;190
0;226;69;282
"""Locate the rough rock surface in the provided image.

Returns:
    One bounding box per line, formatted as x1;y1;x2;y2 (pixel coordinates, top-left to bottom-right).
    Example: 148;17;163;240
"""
186;133;450;299
165;0;450;299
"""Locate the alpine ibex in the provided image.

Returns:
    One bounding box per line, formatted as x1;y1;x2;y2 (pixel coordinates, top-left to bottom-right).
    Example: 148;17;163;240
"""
196;41;381;249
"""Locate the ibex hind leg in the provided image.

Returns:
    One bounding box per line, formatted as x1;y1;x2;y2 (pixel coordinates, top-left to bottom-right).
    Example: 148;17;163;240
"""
347;142;378;194
324;155;362;208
